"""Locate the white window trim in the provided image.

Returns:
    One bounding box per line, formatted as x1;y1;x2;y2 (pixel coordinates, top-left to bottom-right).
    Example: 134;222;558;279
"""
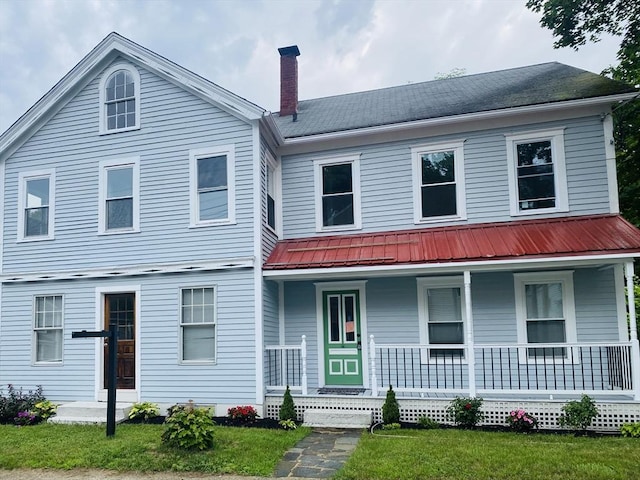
266;152;282;237
17;169;56;242
411;141;467;224
417;276;467;364
505;128;569;216
179;285;218;365
514;270;577;364
98;63;141;135
32;294;64;366
313;154;362;233
189;145;236;227
98;157;140;235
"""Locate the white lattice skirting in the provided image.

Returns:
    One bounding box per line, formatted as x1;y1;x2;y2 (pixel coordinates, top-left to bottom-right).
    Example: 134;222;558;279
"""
264;395;640;431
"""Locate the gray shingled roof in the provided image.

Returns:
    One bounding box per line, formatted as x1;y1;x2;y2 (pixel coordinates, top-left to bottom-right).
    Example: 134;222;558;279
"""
274;62;636;139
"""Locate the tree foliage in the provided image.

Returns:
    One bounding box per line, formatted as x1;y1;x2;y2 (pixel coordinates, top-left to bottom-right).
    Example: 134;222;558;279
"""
527;0;640;228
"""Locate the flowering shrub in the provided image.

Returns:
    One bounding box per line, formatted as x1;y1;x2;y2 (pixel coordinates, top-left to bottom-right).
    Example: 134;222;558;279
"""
161;401;215;450
506;409;538;432
446;397;484;427
227;405;259;423
0;384;45;424
14;410;37;426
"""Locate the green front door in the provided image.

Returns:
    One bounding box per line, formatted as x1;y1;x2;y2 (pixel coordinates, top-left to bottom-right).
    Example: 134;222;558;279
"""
323;290;363;386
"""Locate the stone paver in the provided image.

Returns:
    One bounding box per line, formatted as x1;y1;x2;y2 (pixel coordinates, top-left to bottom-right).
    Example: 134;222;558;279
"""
274;428;362;478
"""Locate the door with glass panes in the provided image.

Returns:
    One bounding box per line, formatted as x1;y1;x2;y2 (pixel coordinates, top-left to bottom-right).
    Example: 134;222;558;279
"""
103;293;135;389
323;291;363;385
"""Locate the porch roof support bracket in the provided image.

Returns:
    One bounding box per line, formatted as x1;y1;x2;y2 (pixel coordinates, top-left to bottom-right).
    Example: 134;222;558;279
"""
625;262;640;401
464;271;477;398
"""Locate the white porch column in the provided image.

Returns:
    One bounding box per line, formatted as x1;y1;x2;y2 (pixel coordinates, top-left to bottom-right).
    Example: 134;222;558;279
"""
370;335;378;397
301;335;308;395
625;262;640;401
464;271;476;398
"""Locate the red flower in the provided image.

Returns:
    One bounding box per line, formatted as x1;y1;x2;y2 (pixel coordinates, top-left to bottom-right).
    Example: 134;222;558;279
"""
464;403;472;410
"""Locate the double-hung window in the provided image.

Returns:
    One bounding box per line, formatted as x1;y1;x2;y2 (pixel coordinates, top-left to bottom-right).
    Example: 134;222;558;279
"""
514;271;576;362
33;295;63;364
266;155;280;232
18;170;55;241
314;154;361;232
506;129;568;216
180;287;216;363
99;64;141;134
189;146;235;226
412;141;466;222
98;158;140;234
417;277;466;362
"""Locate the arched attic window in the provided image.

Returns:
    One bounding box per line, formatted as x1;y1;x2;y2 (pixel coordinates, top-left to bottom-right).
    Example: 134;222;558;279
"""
99;64;141;134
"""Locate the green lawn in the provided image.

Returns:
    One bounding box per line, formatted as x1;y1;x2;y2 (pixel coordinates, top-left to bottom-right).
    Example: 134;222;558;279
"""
334;429;640;480
0;423;309;476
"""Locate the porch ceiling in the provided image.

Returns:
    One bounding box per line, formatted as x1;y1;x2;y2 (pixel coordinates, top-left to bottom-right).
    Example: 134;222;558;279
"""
264;214;640;271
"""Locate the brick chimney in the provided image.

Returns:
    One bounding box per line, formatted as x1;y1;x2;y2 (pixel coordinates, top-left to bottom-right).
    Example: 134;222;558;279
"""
278;45;300;116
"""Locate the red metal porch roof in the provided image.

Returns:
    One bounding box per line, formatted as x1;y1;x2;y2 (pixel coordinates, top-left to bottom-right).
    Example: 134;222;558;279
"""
264;215;640;270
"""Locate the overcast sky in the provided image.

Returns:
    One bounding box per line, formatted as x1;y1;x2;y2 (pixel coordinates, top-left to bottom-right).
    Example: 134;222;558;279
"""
0;0;623;134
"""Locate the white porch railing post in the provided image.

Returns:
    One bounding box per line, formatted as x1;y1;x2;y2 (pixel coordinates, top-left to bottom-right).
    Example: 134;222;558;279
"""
370;335;378;397
464;271;476;398
301;335;308;395
625;262;640;401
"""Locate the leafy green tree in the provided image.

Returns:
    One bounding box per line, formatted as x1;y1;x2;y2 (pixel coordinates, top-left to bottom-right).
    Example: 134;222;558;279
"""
527;0;640;228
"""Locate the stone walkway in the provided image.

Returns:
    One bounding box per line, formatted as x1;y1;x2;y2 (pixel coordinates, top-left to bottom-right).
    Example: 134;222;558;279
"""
274;428;362;478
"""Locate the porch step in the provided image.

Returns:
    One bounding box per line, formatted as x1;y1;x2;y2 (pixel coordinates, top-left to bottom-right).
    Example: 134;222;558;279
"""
303;409;372;429
48;401;133;425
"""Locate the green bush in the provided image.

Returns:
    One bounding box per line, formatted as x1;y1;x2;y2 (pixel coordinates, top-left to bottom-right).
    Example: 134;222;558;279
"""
446;397;485;427
417;415;439;429
129;401;160;422
0;385;45;424
620;422;640;438
32;400;57;421
558;394;599;431
382;386;400;424
279;419;297;430
279;385;297;421
161;401;215;450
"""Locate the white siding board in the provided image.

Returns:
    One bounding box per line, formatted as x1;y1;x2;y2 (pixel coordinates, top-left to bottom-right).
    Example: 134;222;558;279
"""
281;116;611;238
4;61;257;273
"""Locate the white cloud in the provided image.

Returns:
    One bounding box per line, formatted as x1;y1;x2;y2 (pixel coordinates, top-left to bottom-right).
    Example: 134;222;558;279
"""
0;0;623;133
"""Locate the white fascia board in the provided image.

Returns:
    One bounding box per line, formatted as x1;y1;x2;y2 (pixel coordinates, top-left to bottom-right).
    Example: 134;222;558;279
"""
278;93;639;150
262;253;640;280
1;257;255;284
0;33;264;161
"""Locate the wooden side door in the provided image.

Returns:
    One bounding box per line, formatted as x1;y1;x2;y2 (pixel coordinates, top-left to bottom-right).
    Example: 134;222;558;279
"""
104;293;135;389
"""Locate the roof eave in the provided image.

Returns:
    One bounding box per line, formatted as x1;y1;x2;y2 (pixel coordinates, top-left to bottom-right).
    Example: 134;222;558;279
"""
280;92;639;146
0;32;265;161
263;252;640;280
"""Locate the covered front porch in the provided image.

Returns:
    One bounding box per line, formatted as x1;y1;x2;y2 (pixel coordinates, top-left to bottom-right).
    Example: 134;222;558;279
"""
261;215;640;429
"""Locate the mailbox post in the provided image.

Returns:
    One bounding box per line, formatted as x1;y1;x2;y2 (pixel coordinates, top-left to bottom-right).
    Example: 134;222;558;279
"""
72;324;118;436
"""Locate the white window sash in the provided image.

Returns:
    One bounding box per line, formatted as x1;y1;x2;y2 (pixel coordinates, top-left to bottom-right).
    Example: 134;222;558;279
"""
98;63;141;135
514;271;577;364
98;157;140;235
33;295;63;364
505;128;568;216
189;146;236;227
180;287;217;363
417;276;467;364
17;170;55;242
411;141;466;224
313;154;362;232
